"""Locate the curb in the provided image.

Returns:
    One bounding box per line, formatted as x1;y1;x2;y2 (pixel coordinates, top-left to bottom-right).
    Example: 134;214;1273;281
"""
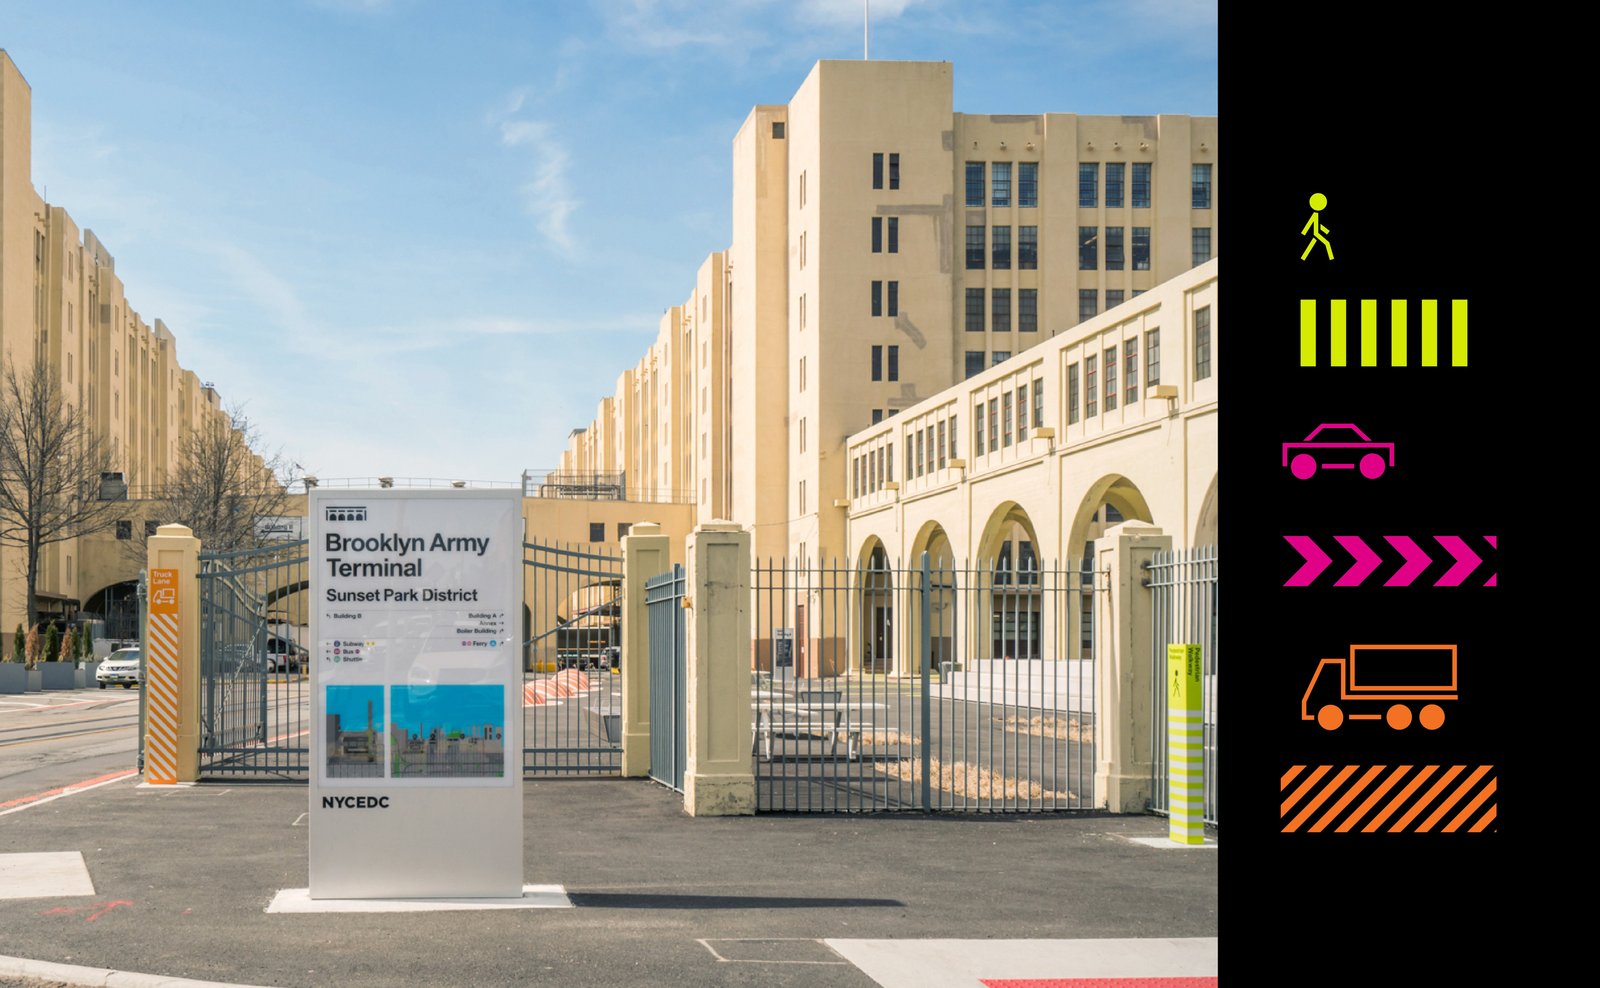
0;955;274;988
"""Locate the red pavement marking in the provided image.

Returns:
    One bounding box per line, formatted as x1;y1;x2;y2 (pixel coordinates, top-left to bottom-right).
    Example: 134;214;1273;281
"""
0;768;138;811
981;980;1217;988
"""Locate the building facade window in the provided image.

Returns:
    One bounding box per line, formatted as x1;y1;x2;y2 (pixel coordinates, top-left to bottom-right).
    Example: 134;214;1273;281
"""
1195;306;1212;380
1019;289;1038;332
966;161;985;206
887;281;899;317
1016;383;1028;437
1104;346;1119;411
988;397;1000;450
873;152;884;189
991;162;1012;207
1105;227;1125;271
1105;162;1125;208
1079;227;1097;270
976;402;986;455
966;225;985;269
992;225;1011;269
772;121;785;139
589;522;605;543
1192;227;1212;267
1086;355;1098;418
618;523;631;540
1105;289;1124;310
992;351;1010;366
948;414;958;457
965;351;985;379
872;217;882;253
1033;376;1044;428
966;288;985;331
1002;392;1014;447
889;152;900;190
1132;162;1152;208
799;480;806;513
872;344;883;381
1192;163;1212;208
1147;329;1161;386
1079;289;1098;321
991;289;1011;333
887;216;899;253
116;520;132;540
871;280;883;316
1068;363;1081;424
916;431;925;477
887;344;899;381
1133;227;1151;271
1018;226;1038;269
872;409;885;425
799;170;807;208
800;417;807;452
937;419;947;467
1019;161;1038;207
1079;162;1098;207
1124;338;1139;405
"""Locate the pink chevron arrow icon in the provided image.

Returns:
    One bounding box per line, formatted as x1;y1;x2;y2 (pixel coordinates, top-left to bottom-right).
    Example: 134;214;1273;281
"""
1486;536;1497;586
1384;535;1431;586
1436;536;1483;587
1284;536;1332;586
1333;535;1382;586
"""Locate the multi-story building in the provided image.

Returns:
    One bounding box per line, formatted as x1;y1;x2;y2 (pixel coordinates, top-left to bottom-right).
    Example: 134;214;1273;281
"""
555;59;1217;566
1;50;265;646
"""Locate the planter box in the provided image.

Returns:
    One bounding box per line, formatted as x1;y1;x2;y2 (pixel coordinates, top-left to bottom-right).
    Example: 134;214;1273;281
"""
0;663;24;694
73;667;87;688
26;669;40;692
40;663;77;690
84;661;100;686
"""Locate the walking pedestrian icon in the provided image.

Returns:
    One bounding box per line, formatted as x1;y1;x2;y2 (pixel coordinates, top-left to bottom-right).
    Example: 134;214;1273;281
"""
1301;193;1333;261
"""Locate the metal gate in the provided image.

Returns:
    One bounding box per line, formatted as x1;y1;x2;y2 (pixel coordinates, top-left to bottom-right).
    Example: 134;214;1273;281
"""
197;541;311;778
646;565;687;791
1147;545;1218;825
751;553;1096;813
522;540;623;775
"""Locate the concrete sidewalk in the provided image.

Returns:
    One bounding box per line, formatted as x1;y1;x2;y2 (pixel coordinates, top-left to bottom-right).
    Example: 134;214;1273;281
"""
0;776;1216;987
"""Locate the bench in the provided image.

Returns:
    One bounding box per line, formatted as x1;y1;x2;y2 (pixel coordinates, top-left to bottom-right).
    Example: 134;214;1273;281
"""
752;705;860;761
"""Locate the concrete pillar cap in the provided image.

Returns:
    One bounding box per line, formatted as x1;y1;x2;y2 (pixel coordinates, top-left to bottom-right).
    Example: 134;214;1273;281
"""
153;524;195;537
626;523;662;536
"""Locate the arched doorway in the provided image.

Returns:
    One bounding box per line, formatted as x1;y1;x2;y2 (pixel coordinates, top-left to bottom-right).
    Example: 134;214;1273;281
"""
83;581;141;643
856;539;894;674
1194;474;1218;548
908;521;956;675
1067;476;1156;660
975;503;1042;661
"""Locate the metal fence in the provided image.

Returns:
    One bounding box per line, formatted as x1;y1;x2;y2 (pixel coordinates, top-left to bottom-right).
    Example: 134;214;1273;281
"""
1146;545;1218;825
197;541;312;779
522;539;624;775
646;564;687;792
749;554;1096;813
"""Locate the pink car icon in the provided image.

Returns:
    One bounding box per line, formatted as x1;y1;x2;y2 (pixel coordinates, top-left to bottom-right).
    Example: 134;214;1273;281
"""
1282;423;1394;480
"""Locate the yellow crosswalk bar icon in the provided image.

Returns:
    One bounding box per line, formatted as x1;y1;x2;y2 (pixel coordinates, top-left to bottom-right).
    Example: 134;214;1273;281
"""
1300;299;1467;367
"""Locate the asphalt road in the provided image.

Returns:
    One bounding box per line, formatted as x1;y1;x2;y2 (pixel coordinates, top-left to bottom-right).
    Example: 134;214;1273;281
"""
0;688;142;804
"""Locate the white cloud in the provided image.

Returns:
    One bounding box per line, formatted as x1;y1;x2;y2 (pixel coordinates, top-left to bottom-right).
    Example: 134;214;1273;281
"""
796;0;927;27
495;109;582;257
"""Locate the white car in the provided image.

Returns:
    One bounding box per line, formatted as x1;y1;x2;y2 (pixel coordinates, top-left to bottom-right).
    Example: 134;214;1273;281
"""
96;647;143;689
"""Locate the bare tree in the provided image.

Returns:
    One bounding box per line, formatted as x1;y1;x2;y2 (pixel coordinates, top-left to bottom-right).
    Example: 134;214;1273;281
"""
0;360;120;630
133;404;299;558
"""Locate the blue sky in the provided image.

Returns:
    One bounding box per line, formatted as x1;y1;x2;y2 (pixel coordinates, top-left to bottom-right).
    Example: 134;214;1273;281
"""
1;0;1215;483
326;684;384;731
391;684;503;737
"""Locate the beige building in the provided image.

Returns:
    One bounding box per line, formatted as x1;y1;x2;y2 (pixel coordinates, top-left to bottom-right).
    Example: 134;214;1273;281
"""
1;50;265;646
557;59;1216;566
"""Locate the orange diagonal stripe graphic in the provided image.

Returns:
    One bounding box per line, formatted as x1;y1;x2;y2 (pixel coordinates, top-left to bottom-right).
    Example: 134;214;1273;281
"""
1390;765;1465;832
1310;765;1385;832
1337;765;1411;833
1280;764;1332;818
1469;803;1497;832
1417;764;1491;832
1281;765;1306;790
1284;765;1357;832
1443;774;1497;833
1363;764;1438;832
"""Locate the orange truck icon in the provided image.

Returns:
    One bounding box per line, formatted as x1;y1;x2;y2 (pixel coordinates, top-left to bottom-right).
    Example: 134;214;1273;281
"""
1301;644;1457;732
152;588;177;606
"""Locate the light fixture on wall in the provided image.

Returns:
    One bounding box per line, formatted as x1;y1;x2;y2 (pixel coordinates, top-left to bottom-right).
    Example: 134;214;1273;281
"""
1025;141;1035;151
1140;141;1150;151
